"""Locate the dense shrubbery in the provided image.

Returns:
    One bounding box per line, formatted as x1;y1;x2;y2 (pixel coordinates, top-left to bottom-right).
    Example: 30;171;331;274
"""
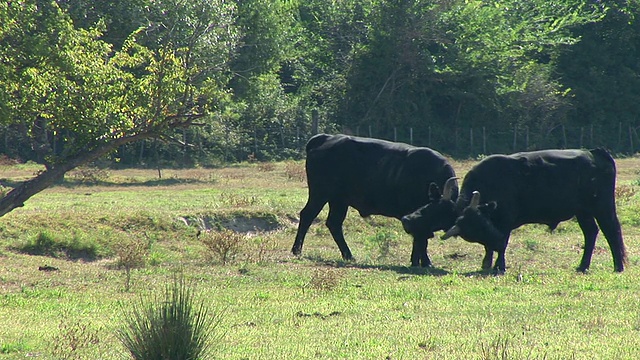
1;0;639;167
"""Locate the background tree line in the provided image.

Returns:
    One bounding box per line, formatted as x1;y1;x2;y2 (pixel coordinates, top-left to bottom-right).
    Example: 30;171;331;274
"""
1;0;640;169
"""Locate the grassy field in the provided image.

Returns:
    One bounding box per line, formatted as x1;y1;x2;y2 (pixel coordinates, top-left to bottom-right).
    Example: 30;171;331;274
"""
1;157;640;359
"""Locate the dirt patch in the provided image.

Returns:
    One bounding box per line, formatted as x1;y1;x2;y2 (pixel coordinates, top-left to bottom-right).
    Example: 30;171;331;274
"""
178;212;283;233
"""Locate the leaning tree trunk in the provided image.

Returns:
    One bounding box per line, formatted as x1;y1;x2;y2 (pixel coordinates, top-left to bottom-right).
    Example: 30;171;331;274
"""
0;133;154;218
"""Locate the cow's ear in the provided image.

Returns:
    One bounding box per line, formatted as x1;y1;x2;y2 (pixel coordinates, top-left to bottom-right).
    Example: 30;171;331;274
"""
428;183;442;201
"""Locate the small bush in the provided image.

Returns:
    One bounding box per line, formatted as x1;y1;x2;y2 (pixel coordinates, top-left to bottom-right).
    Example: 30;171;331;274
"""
247;235;277;263
117;277;220;360
200;230;244;265
284;161;306;182
114;234;149;291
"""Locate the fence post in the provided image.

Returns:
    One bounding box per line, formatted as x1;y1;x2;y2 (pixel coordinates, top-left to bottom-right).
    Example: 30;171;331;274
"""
410;127;413;145
630;125;634;154
513;124;517;152
253;127;258;156
482;126;486;154
368;125;372;138
618;122;622;150
394;127;397;142
562;125;567;148
311;109;319;135
580;127;584;148
526;126;529;150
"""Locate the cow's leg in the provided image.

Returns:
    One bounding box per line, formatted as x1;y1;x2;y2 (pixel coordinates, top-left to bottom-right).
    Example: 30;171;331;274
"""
291;196;327;256
493;248;507;275
326;201;353;261
492;235;510;275
576;214;599;273
595;211;626;272
410;237;431;268
481;246;493;270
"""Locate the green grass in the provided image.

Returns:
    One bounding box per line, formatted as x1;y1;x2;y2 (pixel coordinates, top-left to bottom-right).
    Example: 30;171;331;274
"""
0;160;639;359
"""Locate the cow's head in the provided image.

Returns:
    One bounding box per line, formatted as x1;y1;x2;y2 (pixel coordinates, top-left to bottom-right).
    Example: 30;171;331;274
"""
441;191;504;249
401;177;459;239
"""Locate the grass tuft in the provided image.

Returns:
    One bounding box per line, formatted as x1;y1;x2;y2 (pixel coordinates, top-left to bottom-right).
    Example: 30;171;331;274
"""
117;277;220;360
308;268;342;291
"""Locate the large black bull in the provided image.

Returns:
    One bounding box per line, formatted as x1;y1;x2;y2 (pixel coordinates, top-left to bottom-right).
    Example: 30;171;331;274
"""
403;148;627;274
291;133;457;267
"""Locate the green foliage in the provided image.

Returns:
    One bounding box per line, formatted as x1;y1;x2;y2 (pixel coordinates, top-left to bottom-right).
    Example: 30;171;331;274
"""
117;277;219;360
15;230;101;260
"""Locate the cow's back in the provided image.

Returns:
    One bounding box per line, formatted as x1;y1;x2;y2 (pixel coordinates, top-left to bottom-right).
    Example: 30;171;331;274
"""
459;149;612;228
304;134;455;218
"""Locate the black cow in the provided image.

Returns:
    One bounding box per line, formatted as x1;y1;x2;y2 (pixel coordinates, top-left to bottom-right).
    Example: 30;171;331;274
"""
447;149;627;273
403;148;627;274
291;133;458;267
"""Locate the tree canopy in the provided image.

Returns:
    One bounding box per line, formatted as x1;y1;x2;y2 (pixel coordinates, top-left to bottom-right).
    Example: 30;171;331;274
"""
1;0;639;215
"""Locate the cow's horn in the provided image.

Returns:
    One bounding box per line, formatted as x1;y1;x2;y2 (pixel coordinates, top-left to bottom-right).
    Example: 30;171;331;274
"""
469;191;481;209
441;225;460;240
442;177;458;201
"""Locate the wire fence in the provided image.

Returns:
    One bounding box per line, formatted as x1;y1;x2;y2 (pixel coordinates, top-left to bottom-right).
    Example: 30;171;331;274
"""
2;122;639;166
229;122;640;162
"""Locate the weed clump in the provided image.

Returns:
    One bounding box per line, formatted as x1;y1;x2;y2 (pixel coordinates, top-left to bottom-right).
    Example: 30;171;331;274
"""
115;233;149;291
616;185;636;203
52;318;100;359
308;268;342;291
365;230;398;261
200;229;244;265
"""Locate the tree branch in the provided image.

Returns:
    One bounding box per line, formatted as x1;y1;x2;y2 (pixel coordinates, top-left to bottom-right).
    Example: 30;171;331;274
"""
0;132;157;218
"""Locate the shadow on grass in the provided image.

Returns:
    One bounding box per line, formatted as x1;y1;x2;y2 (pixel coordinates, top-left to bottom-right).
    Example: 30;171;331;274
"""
300;254;451;277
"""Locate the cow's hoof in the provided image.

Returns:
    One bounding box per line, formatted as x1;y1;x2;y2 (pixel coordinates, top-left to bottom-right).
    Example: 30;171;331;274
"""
492;268;505;276
576;266;589;274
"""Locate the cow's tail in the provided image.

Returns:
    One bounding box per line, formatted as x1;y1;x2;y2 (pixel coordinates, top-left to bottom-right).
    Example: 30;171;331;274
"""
305;133;331;154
